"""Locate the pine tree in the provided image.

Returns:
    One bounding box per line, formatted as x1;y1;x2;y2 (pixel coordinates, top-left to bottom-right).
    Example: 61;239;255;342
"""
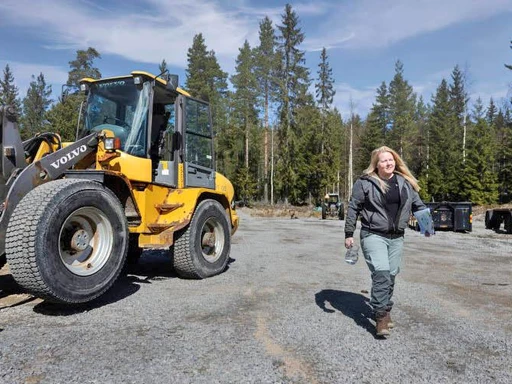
254;16;278;203
275;4;311;203
46;48;102;141
0;64;22;117
230;40;259;202
20;73;52;139
66;47;101;89
387;60;417;163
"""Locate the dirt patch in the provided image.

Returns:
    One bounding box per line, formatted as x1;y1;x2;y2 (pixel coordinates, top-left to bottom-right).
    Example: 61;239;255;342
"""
239;204;321;219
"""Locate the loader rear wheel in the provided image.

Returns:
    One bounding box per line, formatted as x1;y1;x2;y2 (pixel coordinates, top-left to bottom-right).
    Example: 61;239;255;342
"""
5;179;128;304
173;199;230;279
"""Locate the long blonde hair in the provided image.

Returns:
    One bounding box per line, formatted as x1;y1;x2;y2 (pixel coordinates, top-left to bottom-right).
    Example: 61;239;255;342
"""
363;146;420;192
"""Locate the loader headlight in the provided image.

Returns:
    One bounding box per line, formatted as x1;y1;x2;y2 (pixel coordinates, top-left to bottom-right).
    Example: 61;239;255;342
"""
104;137;121;152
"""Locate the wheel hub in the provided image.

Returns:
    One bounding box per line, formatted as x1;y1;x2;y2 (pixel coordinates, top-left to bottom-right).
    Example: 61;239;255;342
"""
70;229;89;251
202;232;216;248
59;207;113;276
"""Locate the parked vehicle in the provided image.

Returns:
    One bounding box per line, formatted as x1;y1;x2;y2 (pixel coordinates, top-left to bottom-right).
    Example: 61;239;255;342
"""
0;71;239;304
321;193;344;220
485;208;512;234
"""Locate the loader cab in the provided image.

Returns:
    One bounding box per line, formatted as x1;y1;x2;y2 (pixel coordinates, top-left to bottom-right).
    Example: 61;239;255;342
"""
78;71;215;189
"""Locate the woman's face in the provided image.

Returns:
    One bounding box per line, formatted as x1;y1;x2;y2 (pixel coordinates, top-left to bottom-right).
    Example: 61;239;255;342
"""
376;151;395;179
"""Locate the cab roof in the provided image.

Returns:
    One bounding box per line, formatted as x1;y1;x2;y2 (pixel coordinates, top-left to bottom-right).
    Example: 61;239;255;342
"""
80;70;191;97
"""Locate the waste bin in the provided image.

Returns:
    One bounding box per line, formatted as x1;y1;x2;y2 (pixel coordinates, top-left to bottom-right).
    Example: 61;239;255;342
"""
426;202;472;232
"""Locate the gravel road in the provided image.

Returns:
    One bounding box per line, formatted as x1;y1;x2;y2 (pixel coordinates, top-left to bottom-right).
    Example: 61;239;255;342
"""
1;208;511;384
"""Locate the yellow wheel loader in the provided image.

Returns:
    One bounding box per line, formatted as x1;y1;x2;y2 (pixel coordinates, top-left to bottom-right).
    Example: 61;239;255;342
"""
0;71;239;304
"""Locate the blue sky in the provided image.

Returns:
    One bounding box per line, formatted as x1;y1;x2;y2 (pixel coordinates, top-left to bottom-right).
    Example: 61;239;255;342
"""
0;0;511;119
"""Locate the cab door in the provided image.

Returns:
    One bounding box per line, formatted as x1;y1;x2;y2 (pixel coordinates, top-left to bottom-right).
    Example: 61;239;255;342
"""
180;96;215;189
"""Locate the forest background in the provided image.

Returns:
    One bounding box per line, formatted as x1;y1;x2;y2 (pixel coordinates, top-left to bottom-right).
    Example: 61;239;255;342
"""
1;4;511;207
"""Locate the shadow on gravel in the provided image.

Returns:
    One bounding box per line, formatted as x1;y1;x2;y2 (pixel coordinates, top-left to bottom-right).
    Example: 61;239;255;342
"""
0;273;20;294
315;289;379;338
33;276;142;316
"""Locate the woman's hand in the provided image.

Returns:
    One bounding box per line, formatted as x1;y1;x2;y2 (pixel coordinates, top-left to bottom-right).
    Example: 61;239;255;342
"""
345;237;354;249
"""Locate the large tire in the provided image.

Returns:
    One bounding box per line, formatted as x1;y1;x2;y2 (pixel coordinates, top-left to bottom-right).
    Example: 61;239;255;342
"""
484;210;494;229
5;179;128;304
173;199;231;279
0;253;6;270
321;204;326;220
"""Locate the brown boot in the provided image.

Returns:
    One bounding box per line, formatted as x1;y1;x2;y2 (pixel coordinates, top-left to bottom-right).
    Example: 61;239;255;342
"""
375;312;390;337
385;312;395;329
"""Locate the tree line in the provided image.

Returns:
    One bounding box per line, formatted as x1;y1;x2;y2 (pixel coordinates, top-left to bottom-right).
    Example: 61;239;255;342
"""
0;4;511;206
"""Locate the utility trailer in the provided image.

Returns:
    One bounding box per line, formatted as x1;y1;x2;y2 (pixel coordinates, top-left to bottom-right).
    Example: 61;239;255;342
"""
485;208;512;234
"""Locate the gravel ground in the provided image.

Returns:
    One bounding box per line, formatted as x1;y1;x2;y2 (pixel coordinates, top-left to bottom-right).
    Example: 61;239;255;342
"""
0;208;511;384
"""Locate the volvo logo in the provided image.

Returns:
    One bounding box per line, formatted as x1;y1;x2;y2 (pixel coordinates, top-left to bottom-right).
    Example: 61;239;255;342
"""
50;145;87;169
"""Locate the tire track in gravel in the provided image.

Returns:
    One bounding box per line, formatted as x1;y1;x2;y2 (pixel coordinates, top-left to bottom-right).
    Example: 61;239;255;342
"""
254;313;320;384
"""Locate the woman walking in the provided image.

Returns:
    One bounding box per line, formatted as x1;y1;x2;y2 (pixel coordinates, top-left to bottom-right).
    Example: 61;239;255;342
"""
344;146;428;337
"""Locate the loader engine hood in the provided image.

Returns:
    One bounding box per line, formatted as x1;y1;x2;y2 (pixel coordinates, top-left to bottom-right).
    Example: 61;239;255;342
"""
215;172;235;204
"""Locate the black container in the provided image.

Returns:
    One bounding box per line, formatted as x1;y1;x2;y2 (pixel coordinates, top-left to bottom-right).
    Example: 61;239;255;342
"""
426;201;472;232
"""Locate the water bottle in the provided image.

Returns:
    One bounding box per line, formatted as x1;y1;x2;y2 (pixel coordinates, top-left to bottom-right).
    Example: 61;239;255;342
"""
345;245;359;265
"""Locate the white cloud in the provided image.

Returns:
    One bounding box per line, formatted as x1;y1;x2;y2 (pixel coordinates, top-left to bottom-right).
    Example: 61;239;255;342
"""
333;83;377;120
0;0;259;72
306;0;512;51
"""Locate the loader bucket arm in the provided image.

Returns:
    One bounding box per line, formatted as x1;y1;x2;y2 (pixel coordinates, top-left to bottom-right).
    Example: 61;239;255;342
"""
0;132;99;256
0;105;26;203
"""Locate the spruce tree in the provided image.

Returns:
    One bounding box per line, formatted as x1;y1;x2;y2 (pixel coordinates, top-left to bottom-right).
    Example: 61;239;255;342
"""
460;101;498;204
495;107;512;202
427;79;459;200
0;64;22;117
414;96;430;177
254;16;278;203
185;34;229;173
275;3;311;203
159;59;168;75
486;98;497;125
20;73;52;139
314;47;338;197
387;60;417;163
358;82;387;172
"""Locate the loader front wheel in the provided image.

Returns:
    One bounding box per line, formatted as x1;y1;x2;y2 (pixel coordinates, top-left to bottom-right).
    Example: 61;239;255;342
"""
5;179;128;304
173;199;231;279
